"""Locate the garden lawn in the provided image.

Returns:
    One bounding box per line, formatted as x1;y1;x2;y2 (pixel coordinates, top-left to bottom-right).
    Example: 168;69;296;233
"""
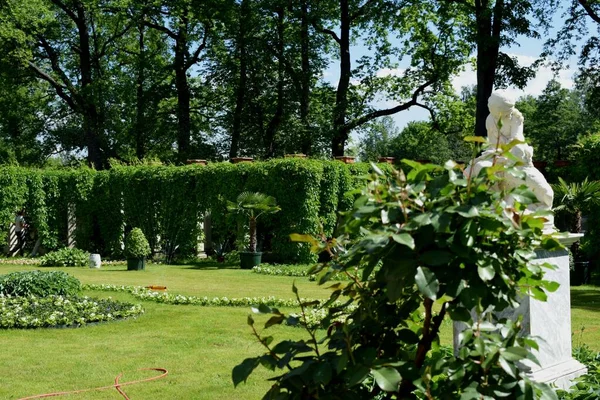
1;263;600;399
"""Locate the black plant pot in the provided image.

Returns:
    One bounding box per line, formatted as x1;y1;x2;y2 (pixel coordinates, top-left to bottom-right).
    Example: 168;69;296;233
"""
127;257;146;271
240;251;262;270
571;261;590;286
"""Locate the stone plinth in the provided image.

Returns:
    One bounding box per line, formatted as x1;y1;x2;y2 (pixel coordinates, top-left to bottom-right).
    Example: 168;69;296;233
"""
454;233;587;389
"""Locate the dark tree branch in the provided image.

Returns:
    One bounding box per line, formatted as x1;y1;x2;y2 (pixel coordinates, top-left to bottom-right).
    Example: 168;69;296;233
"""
50;0;78;22
37;37;78;97
344;78;436;131
144;20;177;39
579;0;600;23
27;61;77;111
311;21;341;44
185;24;210;71
98;21;134;59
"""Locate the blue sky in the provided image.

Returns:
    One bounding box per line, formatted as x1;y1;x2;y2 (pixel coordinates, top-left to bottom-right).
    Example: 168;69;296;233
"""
321;7;586;137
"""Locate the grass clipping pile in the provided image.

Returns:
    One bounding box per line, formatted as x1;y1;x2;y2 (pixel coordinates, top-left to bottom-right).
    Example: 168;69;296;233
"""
0;270;143;329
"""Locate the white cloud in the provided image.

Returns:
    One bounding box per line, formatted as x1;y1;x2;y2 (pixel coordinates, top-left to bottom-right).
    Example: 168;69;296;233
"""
451;53;576;99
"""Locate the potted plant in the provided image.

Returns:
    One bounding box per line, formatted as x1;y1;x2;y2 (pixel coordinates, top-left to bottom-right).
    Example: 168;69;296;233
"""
125;228;151;270
552;177;600;284
227;192;280;269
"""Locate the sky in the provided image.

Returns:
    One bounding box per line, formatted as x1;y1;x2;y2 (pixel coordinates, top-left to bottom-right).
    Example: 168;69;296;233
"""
321;7;585;136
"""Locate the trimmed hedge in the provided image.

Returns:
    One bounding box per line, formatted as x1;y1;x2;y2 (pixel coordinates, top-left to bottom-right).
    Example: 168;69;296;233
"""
0;160;388;263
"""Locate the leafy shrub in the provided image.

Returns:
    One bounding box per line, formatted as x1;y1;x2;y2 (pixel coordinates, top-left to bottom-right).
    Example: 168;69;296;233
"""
557;345;600;399
125;228;151;259
0;295;143;329
39;247;90;267
0;270;81;297
234;158;562;398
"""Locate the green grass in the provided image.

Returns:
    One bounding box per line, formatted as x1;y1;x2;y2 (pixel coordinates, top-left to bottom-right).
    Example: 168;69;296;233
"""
1;263;600;399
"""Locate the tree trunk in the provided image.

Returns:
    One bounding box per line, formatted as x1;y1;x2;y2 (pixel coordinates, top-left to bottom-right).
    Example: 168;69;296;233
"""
474;0;503;137
174;19;191;162
230;0;249;159
249;217;257;253
135;17;147;160
299;0;312;155
75;1;104;169
332;0;351;156
264;6;285;158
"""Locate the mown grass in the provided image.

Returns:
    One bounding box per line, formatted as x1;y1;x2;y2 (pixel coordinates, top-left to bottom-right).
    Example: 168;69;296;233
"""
1;263;600;399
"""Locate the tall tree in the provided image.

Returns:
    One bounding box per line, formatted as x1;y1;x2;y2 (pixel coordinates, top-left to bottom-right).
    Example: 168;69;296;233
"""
311;0;470;156
0;0;133;168
446;0;557;137
144;0;219;161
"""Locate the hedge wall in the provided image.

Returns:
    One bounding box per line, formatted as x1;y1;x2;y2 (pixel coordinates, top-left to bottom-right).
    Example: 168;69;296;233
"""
0;160;387;263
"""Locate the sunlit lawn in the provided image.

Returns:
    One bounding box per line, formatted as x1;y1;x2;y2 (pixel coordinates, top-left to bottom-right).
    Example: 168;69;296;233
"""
1;262;600;399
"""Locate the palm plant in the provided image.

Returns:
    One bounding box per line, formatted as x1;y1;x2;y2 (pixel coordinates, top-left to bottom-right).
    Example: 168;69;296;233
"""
227;192;280;253
552;177;600;234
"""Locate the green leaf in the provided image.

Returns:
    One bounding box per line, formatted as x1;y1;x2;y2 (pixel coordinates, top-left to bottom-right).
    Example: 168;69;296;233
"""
420;250;452;266
264;315;285;328
289;233;318;246
464;136;487;143
232;357;260;387
456;205;479;218
391;233;415;249
415;266;439;300
500;346;528;362
397;329;420;344
247;315;254;326
314;363;333;385
371;367;402;392
251;304;273;314
477;265;496;281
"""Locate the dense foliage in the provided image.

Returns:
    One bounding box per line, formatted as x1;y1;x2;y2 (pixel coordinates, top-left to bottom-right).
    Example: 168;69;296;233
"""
234;156;562;398
0;270;81;297
39;247;90;267
0;295;144;329
125;228;151;259
557;345;600;399
0;160;387;263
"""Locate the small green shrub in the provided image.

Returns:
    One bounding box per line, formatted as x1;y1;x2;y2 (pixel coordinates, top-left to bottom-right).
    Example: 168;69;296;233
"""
125;228;151;259
39;248;90;267
0;270;81;297
557;345;600;399
0;295;144;329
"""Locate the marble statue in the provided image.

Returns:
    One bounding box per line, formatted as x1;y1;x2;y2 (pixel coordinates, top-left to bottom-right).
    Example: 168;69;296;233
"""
465;90;554;231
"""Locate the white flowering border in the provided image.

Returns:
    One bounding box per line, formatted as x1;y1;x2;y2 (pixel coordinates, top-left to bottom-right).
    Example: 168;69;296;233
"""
0;294;144;329
83;284;354;328
251;265;350;281
83;284;309;307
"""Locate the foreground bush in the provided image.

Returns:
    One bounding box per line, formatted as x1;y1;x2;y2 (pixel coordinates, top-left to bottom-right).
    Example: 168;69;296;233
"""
0;270;81;297
40;248;90;267
235;158;562;399
0;295;143;328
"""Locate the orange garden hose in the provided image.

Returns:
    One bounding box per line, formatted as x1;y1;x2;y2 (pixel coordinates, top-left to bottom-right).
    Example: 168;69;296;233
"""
18;368;168;400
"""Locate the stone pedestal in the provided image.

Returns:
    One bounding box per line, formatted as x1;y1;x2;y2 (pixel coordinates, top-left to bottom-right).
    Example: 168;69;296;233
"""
453;234;587;389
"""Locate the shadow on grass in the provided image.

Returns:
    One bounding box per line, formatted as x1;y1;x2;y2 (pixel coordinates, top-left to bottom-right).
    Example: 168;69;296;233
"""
181;260;241;270
570;287;600;313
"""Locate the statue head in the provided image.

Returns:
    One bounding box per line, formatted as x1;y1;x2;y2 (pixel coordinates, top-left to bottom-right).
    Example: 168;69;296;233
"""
488;90;516;117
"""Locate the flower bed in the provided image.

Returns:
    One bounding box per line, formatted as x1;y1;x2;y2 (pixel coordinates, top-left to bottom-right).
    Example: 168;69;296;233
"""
84;284;306;308
251;264;350;281
0;294;144;329
83;284;352;328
